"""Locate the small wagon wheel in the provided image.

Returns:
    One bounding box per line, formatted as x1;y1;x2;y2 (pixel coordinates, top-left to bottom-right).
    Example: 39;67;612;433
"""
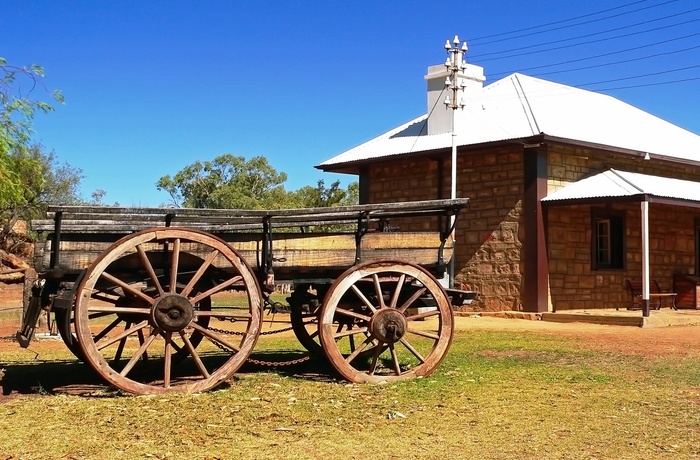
54;305;85;362
288;283;327;355
74;227;262;395
319;260;453;384
289;299;322;355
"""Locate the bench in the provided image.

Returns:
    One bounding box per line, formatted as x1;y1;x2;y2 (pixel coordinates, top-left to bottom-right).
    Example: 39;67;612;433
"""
625;279;677;311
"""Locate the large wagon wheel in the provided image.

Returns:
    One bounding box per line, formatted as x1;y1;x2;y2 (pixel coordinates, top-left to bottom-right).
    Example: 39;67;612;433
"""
319;260;453;384
54;288;212;364
74;227;262;395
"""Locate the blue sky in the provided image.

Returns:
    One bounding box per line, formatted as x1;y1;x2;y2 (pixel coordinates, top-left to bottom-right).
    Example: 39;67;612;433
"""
2;0;699;206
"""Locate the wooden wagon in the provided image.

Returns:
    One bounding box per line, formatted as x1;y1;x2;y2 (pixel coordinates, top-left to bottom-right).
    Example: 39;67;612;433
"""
16;199;473;395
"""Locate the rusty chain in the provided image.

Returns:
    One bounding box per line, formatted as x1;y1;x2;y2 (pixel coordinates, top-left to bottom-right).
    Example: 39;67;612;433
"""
207;318;314;367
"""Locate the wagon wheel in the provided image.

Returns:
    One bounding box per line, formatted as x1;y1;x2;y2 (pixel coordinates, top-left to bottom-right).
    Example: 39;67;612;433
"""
55;292;212;364
54;306;85;362
288;284;325;355
289;301;322;354
319;260;453;384
74;227;263;395
289;284;377;360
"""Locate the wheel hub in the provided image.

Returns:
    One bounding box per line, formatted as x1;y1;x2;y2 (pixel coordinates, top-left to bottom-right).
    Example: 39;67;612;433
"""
151;294;195;332
370;309;408;344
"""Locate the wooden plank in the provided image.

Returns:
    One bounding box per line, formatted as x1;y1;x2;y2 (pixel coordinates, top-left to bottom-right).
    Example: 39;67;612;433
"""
37;231;451;273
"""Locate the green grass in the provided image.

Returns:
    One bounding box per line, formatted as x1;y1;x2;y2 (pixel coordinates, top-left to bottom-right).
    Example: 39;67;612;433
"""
1;330;699;459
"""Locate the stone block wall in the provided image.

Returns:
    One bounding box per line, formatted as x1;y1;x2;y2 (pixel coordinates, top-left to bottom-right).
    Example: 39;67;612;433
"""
366;147;525;311
547;145;700;310
548;202;696;310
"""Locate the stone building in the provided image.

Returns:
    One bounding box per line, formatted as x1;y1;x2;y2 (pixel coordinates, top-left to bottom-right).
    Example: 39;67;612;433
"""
316;62;700;314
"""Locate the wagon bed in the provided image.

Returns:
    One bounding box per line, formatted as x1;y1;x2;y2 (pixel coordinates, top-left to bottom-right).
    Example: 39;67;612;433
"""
32;199;463;280
20;199;472;395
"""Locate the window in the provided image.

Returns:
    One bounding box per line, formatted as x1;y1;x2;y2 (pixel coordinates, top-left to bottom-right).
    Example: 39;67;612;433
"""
592;209;625;270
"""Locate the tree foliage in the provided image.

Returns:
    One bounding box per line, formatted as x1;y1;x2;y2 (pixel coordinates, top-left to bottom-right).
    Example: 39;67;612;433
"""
0;58;83;250
0;144;84;247
158;154;291;209
294;179;359;208
157;154;358;211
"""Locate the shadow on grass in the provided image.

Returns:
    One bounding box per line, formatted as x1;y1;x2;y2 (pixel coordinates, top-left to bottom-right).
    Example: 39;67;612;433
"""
0;359;118;397
0;351;341;398
241;350;341;383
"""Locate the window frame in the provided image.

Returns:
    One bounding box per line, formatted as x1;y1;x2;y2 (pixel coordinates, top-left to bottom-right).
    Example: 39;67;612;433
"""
591;208;625;270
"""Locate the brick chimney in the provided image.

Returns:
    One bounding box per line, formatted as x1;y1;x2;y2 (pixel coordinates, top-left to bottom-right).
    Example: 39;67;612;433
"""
424;63;486;135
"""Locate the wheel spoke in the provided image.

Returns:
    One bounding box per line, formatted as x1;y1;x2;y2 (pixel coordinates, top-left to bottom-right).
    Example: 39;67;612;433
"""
397;286;427;313
191;275;243;304
92;317;123;343
113;322;130;364
137;244;165;297
169;238;181;293
368;344;388;375
350;285;378;313
406;327;440;340
180;331;210;379
405;308;440;321
400;337;426;363
119;329;158;377
344;337;373;363
372;274;386;309
86;305;150;315
137;328;149;361
389;344;401;375
100;272;155;306
96;320;149;351
190;322;241;353
388;274;406;309
163;332;173;388
180;249;219;297
90;293;120;304
335;307;372;322
333;326;368;339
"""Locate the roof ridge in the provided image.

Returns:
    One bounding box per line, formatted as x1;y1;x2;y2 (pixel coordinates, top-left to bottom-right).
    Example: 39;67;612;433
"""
608;168;645;193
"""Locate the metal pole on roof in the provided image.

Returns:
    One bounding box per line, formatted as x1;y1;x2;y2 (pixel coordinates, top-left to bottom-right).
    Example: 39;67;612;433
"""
444;35;468;288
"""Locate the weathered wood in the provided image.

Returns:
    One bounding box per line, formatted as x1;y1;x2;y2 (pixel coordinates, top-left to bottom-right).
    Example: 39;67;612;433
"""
32;199;466;278
36;231;453;275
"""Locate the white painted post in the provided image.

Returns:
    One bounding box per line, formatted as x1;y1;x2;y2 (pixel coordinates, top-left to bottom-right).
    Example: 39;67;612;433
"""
641;200;650;317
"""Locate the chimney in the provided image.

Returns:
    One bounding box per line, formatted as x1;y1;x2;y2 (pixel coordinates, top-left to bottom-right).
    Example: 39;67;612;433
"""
424;63;485;135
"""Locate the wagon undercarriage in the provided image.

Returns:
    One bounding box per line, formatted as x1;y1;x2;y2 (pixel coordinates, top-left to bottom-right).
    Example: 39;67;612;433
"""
17;199;472;395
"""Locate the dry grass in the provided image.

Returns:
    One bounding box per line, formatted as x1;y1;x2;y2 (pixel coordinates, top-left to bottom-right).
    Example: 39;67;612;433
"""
0;328;699;459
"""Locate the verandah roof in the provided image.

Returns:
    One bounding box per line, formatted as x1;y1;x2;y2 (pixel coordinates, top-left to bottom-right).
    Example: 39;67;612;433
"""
541;169;700;208
541;168;700;317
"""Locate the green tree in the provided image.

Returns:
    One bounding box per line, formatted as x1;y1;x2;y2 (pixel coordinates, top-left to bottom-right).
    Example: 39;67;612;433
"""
156;154;297;209
0;58;85;250
1;57;64;154
0;144;84;248
294;179;359;208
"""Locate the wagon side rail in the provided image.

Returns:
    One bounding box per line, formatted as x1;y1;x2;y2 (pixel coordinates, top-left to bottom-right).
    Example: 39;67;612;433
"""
31;198;469;277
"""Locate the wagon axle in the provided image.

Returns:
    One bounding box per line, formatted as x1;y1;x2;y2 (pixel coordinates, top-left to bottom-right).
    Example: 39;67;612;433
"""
370;309;407;344
151;294;194;332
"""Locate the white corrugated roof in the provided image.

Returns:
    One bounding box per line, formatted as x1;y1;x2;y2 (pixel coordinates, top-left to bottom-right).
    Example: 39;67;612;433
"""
319;73;700;168
541;169;700;203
